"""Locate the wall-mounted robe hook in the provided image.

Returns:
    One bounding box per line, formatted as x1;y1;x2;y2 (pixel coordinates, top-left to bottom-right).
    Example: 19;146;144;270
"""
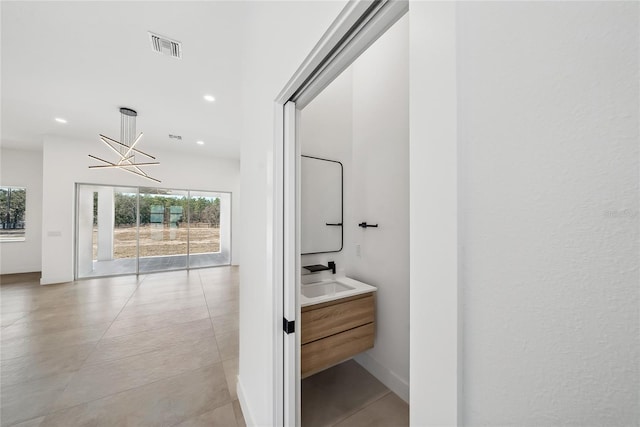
358;222;378;228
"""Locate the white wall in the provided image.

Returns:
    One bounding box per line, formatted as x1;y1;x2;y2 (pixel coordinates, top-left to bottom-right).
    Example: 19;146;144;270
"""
349;14;409;402
0;148;43;274
456;2;639;425
410;2;639;426
237;1;347;425
40;135;241;284
300;67;352;275
409;2;460;424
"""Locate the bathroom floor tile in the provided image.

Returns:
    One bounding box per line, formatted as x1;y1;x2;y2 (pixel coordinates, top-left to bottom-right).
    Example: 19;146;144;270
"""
301;360;404;427
333;392;409;427
174;401;237;427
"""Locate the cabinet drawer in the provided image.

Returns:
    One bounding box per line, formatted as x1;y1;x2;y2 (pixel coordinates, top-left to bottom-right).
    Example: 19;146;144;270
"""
301;322;374;378
301;293;374;345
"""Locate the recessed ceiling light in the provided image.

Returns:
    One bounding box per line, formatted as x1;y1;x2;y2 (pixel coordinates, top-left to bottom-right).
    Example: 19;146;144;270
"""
203;95;215;102
196;140;205;145
55;118;67;124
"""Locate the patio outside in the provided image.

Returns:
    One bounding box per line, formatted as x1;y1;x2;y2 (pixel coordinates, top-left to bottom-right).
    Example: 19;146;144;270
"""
92;225;221;259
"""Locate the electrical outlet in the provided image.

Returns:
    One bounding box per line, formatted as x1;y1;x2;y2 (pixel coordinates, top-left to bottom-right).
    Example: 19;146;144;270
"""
356;244;361;257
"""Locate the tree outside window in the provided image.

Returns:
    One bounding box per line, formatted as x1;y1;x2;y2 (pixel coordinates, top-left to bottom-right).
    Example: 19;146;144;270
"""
0;187;27;242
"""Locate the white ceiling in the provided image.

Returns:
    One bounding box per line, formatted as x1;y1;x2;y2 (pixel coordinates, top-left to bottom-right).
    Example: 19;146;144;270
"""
1;1;245;158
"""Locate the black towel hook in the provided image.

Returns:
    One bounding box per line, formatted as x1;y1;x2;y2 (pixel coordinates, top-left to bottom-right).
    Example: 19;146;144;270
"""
358;222;378;228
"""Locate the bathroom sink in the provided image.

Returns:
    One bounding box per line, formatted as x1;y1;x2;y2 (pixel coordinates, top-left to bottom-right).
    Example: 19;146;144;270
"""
300;277;376;307
301;281;354;298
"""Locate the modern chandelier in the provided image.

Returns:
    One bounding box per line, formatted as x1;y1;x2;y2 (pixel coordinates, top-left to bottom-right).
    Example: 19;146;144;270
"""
88;107;161;183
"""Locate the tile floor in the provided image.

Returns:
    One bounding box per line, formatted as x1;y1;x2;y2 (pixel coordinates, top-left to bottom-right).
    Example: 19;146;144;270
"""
0;268;244;427
302;360;409;427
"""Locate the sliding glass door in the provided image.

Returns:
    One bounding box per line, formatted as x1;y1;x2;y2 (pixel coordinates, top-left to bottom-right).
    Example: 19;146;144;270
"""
138;188;189;273
76;184;231;279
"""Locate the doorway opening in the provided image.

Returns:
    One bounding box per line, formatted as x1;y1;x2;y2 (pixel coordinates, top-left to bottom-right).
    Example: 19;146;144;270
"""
297;13;409;426
274;1;410;425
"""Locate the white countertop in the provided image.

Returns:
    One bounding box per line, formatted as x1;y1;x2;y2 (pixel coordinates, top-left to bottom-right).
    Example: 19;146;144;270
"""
299;276;377;307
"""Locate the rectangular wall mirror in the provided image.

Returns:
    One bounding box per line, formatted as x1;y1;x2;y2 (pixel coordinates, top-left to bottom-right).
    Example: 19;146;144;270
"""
301;155;343;254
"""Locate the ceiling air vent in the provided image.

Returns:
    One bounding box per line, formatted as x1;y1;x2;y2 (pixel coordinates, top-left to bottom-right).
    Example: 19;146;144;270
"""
149;32;182;59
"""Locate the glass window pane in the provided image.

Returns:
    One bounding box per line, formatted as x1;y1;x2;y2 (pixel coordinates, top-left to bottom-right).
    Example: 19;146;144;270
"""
138;188;188;273
0;187;27;242
189;191;231;268
77;185;138;278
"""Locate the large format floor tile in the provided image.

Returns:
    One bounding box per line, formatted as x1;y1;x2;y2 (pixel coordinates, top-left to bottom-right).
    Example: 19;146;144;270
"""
210;311;239;336
8;417;45;427
302;360;409;427
333;393;409;427
42;363;230;427
215;330;239;361
52;328;220;410
174;401;237;427
116;294;207;319
102;305;211;339
0;267;244;427
83;318;214;365
1;322;110;360
0;371;75;426
1;342;96;386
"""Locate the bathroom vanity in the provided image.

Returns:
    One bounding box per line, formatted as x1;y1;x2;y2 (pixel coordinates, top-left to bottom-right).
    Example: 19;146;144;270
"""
300;277;376;378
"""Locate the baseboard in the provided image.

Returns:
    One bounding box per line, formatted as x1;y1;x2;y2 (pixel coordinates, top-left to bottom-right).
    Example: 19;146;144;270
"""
354;352;409;403
0;271;40;277
236;375;255;426
40;275;72;285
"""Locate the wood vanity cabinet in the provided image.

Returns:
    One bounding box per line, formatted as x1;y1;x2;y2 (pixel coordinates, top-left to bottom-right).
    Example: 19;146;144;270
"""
301;292;375;378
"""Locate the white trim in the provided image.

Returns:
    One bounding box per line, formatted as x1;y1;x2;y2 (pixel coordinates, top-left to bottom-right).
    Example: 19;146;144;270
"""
293;0;408;109
277;1;409;108
272;103;285;427
354;353;409;403
237;376;256;427
283;101;299;426
276;0;376;104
